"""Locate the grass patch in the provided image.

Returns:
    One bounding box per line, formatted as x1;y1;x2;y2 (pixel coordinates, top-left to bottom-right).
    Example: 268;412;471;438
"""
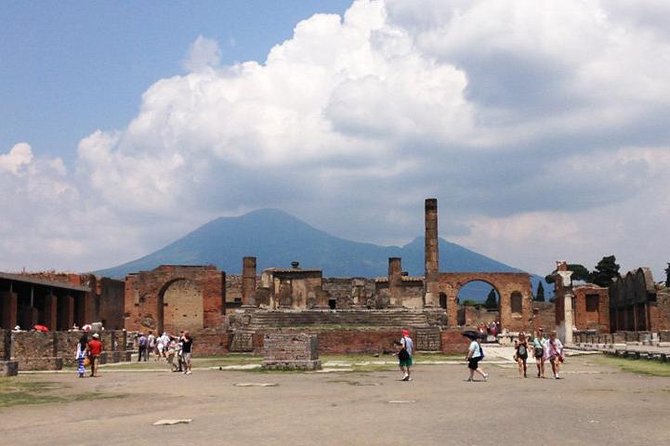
0;378;127;409
592;355;670;377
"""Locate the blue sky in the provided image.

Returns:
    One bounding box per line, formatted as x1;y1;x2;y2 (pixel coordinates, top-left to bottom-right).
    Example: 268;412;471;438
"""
2;0;670;282
1;0;351;165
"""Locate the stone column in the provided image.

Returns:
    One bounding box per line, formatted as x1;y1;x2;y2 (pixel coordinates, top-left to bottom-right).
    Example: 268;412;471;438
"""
1;291;18;330
424;198;439;307
388;257;402;307
80;292;95;326
563;289;574;345
242;257;257;307
44;293;58;332
58;295;75;331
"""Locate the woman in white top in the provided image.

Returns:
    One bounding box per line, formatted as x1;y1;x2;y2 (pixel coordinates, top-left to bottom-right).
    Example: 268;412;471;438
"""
465;336;488;382
544;331;564;379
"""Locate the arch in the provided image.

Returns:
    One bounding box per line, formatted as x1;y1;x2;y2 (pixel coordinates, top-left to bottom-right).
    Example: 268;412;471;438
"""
157;278;203;334
436;272;533;332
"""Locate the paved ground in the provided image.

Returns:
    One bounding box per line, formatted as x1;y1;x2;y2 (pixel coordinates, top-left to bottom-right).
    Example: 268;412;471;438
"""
2;352;669;446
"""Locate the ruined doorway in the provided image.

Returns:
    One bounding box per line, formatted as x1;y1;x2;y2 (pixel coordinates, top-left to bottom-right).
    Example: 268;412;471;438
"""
159;279;203;334
456;280;500;330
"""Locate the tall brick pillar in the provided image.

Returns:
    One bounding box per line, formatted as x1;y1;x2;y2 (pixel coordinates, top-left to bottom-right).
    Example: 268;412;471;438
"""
58;295;75;331
44;293;58;332
388;257;403;307
1;291;18;330
424;198;439;307
77;292;94;325
242;257;257;307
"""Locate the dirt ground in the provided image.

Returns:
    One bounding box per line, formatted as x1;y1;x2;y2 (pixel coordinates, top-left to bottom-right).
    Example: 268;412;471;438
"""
1;356;669;446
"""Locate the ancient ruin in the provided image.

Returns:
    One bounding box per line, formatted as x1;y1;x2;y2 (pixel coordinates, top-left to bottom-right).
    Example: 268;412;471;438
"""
1;198;670;371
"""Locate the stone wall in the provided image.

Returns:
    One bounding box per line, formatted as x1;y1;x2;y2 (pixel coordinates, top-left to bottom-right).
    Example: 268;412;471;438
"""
458;306;499;328
650;288;670;331
6;330;130;371
124;265;224;333
531;302;555;333
573;285;610;332
262;333;320;370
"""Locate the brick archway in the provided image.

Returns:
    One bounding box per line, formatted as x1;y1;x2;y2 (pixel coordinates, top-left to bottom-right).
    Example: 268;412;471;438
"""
437;272;532;331
158;278;203;334
124;265;225;333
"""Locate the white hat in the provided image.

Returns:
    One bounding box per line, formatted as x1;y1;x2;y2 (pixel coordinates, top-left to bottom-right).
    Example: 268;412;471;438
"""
92;333;100;339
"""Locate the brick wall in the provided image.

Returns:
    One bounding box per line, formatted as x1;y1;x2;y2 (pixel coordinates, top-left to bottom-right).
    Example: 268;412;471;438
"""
124;265;224;333
651;289;670;331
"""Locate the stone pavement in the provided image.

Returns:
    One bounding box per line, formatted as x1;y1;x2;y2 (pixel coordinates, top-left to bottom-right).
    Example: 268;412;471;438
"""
2;354;669;446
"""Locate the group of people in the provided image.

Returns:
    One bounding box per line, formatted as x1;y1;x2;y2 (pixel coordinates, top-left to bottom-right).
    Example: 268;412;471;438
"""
75;332;104;378
398;326;565;383
136;330;193;375
514;328;565;379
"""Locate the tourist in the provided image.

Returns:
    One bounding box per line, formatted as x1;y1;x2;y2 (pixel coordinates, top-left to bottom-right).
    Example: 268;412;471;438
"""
181;331;193;375
532;328;546;378
75;333;88;378
159;332;170;358
147;331;157;360
514;332;529;378
166;337;180;372
545;331;564;379
156;333;165;359
87;333;103;377
399;329;414;381
465;334;488;382
137;332;147;361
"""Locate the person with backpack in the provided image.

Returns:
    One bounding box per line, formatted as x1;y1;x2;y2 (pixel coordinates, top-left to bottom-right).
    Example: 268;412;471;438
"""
465;334;488;382
396;329;414;381
514;332;529;378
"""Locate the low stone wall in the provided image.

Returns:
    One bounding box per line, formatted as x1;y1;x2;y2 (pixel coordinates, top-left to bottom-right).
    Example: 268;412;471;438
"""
262;333;321;370
5;329;130;371
231;327;469;355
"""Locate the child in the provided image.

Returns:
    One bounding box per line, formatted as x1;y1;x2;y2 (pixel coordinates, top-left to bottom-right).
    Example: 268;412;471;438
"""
393;340;411;381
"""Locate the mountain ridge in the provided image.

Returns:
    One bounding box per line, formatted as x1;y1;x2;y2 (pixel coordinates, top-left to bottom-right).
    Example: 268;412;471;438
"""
95;208;550;298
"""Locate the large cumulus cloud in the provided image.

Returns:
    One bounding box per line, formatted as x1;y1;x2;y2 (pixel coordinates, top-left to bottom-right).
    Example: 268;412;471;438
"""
3;0;670;278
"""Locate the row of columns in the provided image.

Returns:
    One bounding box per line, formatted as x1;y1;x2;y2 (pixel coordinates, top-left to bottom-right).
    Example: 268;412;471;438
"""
0;289;92;331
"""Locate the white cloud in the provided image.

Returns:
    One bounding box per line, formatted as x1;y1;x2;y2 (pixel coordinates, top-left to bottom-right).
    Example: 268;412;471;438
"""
3;0;670;281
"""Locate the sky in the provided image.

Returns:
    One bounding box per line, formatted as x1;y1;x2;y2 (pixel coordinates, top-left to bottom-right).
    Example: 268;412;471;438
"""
1;0;669;281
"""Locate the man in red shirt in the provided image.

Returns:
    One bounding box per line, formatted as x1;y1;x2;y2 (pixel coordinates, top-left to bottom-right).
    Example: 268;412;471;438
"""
87;333;103;377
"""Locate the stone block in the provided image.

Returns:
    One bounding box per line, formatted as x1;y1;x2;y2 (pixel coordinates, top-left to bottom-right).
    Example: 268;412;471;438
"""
1;360;18;376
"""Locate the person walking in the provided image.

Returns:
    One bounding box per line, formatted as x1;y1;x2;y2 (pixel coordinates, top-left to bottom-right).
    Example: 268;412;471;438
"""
75;333;88;378
398;329;414;381
137;332;147;362
532;328;547;378
545;331;564;379
465;335;488;382
181;331;193;375
87;333;103;378
514;332;529;378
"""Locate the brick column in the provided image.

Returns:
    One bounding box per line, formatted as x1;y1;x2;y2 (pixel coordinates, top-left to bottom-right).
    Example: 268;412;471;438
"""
1;291;18;330
58;295;75;331
424;198;439;307
242;257;257;307
388;257;403;307
44;293;58;332
77;292;94;326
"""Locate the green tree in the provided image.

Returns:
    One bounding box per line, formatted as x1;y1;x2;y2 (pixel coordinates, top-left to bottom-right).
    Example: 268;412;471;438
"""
484;289;498;309
535;282;545;302
545;264;590;284
665;263;670;287
589;255;621;287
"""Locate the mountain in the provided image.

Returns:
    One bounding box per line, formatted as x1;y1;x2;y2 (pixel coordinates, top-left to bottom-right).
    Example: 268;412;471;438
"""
95;208;551;298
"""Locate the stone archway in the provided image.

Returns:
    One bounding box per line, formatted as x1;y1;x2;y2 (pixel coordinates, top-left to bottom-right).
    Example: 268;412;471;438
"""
436;272;533;331
158;278;203;334
455;279;500;329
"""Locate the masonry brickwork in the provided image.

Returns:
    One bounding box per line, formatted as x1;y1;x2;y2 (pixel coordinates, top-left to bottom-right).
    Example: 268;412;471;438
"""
124;265;225;334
